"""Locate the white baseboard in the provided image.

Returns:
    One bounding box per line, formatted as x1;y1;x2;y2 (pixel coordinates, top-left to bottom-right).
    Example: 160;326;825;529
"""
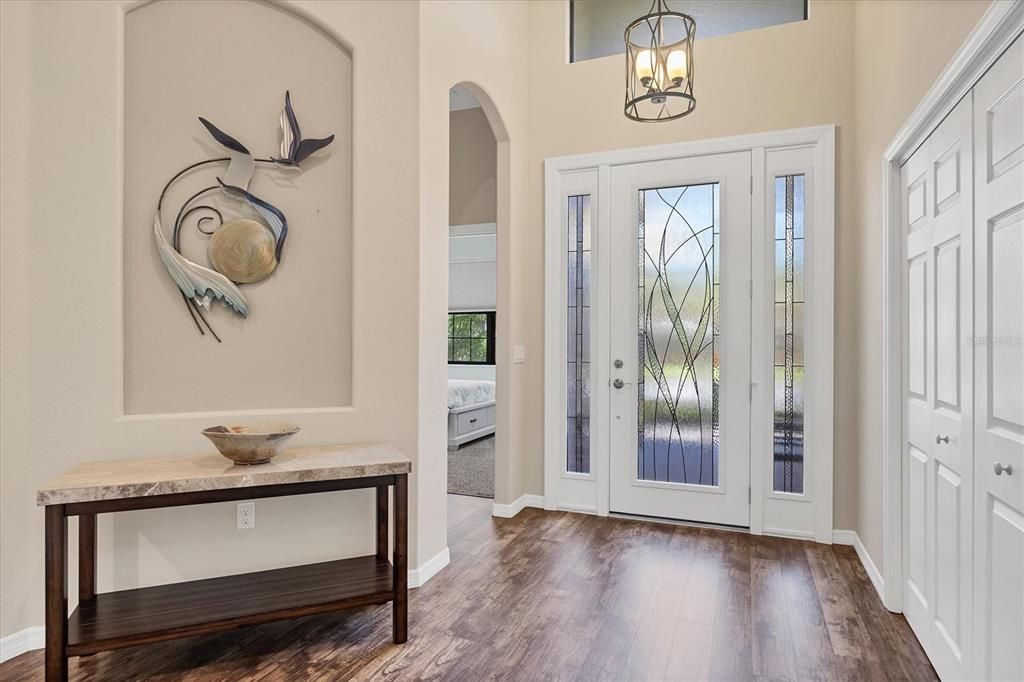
833;529;885;602
0;550;452;662
491;494;544;518
0;625;43;662
409;546;450;588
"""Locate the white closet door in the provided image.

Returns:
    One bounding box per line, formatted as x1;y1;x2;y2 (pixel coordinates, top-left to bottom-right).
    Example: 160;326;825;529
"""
901;93;974;680
972;33;1024;682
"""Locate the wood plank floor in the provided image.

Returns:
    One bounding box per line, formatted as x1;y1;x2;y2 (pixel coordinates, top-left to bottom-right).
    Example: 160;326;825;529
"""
1;495;935;681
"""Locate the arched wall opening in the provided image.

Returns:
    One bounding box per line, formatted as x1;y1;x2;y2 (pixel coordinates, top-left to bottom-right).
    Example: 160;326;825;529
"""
443;81;513;513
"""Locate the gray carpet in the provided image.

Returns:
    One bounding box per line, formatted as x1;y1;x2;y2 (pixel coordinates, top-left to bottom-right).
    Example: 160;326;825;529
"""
447;435;495;499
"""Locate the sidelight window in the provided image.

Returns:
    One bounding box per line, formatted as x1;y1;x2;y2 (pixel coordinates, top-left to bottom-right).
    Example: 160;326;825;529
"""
567;195;592;474
773;175;805;494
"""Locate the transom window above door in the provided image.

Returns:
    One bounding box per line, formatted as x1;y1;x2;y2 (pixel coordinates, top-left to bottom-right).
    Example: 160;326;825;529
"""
570;0;807;62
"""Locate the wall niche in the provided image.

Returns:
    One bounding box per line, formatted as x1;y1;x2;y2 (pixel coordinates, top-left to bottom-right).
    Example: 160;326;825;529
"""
123;0;352;414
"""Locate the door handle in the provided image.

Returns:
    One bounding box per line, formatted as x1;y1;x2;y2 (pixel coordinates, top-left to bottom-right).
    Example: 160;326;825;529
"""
935;435;950;444
994;462;1014;476
613;378;625;389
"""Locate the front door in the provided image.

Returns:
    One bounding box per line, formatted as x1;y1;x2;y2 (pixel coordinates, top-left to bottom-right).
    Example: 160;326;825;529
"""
608;152;751;526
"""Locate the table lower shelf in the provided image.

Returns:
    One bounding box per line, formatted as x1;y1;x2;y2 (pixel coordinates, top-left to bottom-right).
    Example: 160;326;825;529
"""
67;555;394;656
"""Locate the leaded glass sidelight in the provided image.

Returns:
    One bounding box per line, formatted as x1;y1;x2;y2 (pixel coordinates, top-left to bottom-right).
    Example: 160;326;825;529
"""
773;175;805;494
638;183;720;486
567;195;592;474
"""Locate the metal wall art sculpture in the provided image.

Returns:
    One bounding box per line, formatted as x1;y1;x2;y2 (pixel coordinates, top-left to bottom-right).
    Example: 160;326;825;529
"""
154;91;334;341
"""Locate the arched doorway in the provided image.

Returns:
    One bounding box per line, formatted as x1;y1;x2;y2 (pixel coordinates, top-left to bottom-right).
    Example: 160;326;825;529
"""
442;81;512;523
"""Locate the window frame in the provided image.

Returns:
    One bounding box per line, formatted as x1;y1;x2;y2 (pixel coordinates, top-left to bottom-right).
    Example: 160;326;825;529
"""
447;311;496;366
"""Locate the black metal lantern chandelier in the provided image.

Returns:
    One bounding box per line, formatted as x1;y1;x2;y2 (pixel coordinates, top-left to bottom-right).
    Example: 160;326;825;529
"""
624;0;696;122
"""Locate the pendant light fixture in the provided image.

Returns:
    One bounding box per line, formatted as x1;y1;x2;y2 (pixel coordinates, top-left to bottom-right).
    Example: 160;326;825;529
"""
624;0;696;122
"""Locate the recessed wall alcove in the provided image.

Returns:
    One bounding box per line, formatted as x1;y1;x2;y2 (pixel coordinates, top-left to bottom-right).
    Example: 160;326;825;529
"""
123;0;352;414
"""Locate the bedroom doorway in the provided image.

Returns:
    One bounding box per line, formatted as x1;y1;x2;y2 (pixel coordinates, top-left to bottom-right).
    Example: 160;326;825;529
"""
446;85;498;502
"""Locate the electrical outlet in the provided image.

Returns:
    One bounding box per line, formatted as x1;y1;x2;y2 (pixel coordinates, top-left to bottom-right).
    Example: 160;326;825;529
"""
237;502;255;529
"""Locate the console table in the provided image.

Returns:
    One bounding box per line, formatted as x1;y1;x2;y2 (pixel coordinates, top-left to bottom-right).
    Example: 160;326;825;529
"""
36;443;411;682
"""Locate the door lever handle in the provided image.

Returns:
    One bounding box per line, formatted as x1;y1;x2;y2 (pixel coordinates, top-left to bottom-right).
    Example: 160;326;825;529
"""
613;378;625;389
994;462;1014;476
935;435;950;444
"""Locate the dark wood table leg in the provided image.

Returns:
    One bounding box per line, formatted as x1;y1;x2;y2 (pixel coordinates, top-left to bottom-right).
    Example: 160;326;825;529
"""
79;513;96;602
45;505;68;681
376;485;388;560
392;474;408;644
76;513;98;658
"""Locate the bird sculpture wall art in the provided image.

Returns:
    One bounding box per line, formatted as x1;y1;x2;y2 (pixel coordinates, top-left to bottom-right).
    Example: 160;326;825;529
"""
154;91;335;341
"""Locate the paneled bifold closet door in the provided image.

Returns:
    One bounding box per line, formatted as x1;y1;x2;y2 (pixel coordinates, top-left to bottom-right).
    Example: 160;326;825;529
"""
971;33;1024;682
901;94;974;682
901;32;1024;681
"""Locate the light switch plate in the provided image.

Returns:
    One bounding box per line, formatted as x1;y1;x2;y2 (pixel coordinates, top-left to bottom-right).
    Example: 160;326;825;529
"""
513;346;526;363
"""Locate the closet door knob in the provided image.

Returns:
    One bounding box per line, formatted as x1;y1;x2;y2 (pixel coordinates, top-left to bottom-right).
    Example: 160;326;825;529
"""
994;462;1014;476
935;435;949;444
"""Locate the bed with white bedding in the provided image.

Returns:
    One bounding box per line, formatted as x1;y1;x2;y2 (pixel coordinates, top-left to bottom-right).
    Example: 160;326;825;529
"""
447;379;495;449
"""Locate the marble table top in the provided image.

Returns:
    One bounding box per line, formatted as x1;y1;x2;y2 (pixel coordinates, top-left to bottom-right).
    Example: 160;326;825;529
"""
37;443;411;506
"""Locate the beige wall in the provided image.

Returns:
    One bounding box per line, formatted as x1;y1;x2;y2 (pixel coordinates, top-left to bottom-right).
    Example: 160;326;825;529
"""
849;0;989;567
0;0;426;639
450;107;497;225
0;0;34;640
526;0;858;515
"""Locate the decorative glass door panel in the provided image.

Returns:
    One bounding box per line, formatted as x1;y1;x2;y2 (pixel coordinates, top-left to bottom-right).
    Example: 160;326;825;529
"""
773;175;805;494
637;183;720;486
610;152;751;526
567;194;592;475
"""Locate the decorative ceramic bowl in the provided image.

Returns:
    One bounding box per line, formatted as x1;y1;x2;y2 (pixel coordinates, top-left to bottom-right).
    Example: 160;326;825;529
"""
201;422;300;465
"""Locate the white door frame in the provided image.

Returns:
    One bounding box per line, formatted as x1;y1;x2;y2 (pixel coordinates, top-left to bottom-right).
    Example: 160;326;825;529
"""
880;0;1024;613
544;124;835;541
